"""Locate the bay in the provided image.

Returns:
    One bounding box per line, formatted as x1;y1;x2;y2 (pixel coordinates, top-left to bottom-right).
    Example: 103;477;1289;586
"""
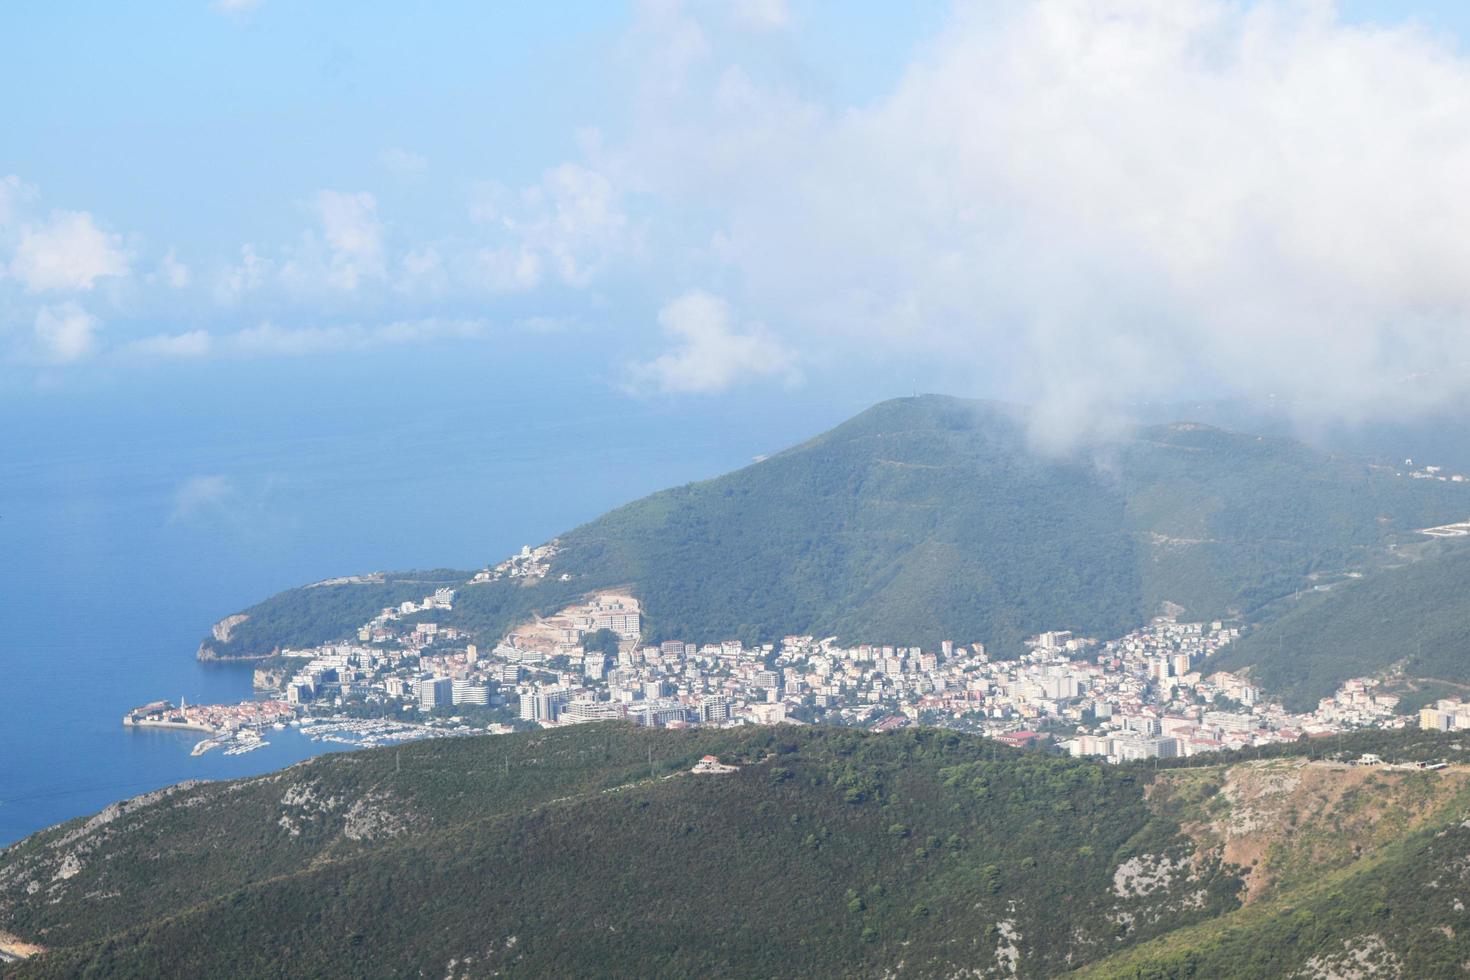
0;351;862;844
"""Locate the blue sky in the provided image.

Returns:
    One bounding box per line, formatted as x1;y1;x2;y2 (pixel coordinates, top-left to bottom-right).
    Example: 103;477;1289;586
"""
6;0;1470;442
0;0;951;267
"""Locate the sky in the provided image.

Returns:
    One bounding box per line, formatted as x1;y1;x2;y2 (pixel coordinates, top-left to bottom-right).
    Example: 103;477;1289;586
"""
7;0;1470;448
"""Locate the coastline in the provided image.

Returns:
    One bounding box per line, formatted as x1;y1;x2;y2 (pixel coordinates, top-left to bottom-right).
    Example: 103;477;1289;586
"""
196;642;273;663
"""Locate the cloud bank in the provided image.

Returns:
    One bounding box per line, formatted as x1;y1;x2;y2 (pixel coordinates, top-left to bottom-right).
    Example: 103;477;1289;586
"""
13;1;1470;438
610;0;1470;437
125;317;490;361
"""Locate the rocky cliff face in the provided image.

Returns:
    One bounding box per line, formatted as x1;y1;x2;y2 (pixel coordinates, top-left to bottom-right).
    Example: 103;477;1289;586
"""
195;639;275;661
196;613;272;660
211;613;248;643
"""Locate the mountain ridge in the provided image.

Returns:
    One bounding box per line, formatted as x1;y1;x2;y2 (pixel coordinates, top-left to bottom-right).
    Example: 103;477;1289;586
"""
198;395;1470;673
6;725;1470;977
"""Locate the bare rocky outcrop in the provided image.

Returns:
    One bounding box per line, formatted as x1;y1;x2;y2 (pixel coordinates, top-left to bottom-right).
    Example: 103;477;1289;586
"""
992;918;1022;976
253;664;289;691
1165;761;1470;905
196;612;276;660
1112;853;1196;899
342;794;410;842
0;929;47;964
211;613;249;643
1295;934;1403;979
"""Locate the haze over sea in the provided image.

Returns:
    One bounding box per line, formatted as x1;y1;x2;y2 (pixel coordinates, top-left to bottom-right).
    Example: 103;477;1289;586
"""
0;351;859;845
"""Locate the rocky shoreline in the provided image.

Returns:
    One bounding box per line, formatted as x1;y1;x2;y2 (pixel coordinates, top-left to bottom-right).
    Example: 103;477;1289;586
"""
195;640;275;663
195;611;279;661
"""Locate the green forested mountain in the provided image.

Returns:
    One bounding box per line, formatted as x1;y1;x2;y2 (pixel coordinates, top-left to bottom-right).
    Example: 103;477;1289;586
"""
440;396;1468;653
5;725;1470;978
198;395;1469;660
1212;541;1470;710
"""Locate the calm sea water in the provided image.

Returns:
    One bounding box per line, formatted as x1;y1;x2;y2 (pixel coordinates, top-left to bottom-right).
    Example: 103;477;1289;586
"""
0;351;862;844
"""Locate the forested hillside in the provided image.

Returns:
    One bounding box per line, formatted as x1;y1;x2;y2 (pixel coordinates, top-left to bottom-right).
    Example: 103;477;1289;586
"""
197;570;470;660
6;725;1470;978
439;397;1467;653
197;396;1469;667
1212;541;1470;710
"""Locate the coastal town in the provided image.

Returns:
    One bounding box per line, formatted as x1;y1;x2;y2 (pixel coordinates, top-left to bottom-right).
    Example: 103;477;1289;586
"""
126;545;1434;764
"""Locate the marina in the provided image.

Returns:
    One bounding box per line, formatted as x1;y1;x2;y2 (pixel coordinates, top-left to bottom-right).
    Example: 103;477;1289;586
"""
153;713;483;760
191;730;271;757
298;717;480;748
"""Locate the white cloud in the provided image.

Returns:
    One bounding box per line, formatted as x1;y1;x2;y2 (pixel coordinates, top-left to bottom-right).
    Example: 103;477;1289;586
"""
210;0;262;14
516;314;573;334
276;190;385;293
0;174;37;227
464;165;631;290
230;321;357;356
468;180;508;224
626;290;798;393
632;0;712;96
33;302;101;363
127;330;213;358
314;189;385;290
232;317;486;355
171;475;234;523
191;163;627;310
126;317;489;361
157;248;190;289
370;318;487;345
472;246;543;292
730;0;791;30
394;245;449;295
10;210;129;291
526;163;630;286
606;0;1470;437
215;244;269;302
379;147;428;174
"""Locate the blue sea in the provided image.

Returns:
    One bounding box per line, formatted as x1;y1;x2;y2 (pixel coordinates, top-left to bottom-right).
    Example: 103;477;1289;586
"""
0;348;864;845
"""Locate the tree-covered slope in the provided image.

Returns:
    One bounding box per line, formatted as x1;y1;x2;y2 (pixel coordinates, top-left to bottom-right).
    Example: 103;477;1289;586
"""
543;397;1144;649
0;726;1239;978
199;396;1470;660
442;397;1467;653
7;726;1470;978
1113;421;1462;615
1211;541;1470;711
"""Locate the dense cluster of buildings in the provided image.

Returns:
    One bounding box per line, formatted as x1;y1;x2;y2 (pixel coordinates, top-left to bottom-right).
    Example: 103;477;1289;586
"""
123;696;296;734
133;548;1429;760
470;542;564;584
1057;625;1406;763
